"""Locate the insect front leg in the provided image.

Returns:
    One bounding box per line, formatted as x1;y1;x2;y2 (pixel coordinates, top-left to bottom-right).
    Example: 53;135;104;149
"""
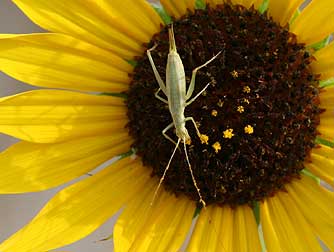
155;88;168;104
186;50;223;100
147;44;167;95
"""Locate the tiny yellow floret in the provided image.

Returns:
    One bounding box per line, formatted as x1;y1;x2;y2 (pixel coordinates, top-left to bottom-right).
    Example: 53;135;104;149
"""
212;142;221;153
243;98;250;104
200;134;209;145
231;70;239;78
243;86;251;93
185;138;192;145
237;106;244;113
211;110;218;117
223;128;234;139
244;125;254;134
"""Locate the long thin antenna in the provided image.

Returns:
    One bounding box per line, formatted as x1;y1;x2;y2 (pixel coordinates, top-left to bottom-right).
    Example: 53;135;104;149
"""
168;24;177;52
151;138;181;206
183;139;206;208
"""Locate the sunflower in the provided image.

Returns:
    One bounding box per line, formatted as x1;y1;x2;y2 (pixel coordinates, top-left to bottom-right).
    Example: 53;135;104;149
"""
0;0;333;251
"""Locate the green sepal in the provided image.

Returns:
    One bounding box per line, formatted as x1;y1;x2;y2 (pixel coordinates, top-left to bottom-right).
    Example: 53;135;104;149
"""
193;206;202;218
307;35;332;51
252;201;260;226
126;59;138;67
151;3;173;25
119;149;136;159
99;92;127;99
258;0;269;14
97;233;113;242
319;78;334;88
289;9;301;25
315;137;334;148
301;169;321;184
195;0;206;10
258;224;267;252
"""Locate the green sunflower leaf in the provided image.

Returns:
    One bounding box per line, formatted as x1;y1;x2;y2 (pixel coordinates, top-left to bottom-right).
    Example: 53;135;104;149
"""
315;137;334;148
195;0;206;10
151;2;173;25
258;0;269;14
307;35;332;51
320;78;334;88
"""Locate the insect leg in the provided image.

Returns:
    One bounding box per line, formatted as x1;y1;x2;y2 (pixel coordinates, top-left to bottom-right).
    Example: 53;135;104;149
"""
162;122;178;146
147;44;167;94
185;117;202;138
186;50;223;100
186;81;211;106
183;138;206;207
151;138;181;206
155;88;168;104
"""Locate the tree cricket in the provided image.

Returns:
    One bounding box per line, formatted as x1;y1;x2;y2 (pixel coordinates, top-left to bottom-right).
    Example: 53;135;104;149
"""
147;24;222;207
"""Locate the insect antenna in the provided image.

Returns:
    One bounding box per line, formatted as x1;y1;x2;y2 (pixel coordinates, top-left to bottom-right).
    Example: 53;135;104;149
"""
183;139;206;208
151;138;181;206
168;24;177;52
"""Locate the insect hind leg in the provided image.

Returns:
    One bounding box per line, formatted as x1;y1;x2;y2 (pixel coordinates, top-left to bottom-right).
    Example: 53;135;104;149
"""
151;138;181;206
162;122;178;146
183;138;206;208
185;117;203;139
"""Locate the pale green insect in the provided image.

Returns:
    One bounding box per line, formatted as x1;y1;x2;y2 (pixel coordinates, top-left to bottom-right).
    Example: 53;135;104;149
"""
147;24;222;207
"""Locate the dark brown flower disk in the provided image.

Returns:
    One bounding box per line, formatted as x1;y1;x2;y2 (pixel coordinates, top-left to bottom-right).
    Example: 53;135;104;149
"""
126;3;323;206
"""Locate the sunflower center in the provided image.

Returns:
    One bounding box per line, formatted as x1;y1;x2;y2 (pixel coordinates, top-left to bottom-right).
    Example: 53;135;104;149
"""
126;3;322;206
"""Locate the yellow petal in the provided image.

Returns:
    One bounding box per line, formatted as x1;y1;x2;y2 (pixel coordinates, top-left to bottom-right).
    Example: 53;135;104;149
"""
206;0;262;9
160;0;195;19
128;191;195;252
319;86;334;109
286;175;334;251
0;33;131;92
0;157;151;252
261;188;322;252
114;178;157;252
311;143;334;160
290;0;334;45
205;0;262;9
0;90;127;143
312;42;334;80
233;206;262;252
267;0;304;26
12;0;162;58
0;132;130;193
205;0;219;6
187;205;261;252
306;162;334;186
318;117;334;143
235;0;262;9
305;145;334;185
